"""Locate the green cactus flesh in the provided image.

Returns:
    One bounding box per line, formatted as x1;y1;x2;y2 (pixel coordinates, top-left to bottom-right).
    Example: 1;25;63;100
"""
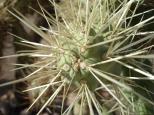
3;0;154;114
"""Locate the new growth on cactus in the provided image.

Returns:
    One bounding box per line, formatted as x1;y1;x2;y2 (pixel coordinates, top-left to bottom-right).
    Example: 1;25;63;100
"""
1;0;154;114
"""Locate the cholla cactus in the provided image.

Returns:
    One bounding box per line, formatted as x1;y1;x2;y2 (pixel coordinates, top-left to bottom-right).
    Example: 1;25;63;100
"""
1;0;154;114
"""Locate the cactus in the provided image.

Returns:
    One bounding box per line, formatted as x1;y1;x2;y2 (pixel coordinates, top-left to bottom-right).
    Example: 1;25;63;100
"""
1;0;154;114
